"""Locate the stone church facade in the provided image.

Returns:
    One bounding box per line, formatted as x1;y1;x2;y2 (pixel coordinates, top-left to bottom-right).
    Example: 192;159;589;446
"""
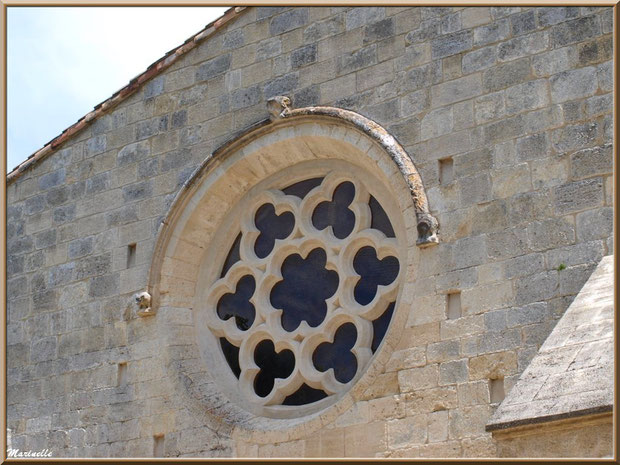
6;6;614;458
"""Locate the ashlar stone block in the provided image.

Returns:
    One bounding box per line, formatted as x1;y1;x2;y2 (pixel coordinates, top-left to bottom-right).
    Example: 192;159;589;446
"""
550;66;598;103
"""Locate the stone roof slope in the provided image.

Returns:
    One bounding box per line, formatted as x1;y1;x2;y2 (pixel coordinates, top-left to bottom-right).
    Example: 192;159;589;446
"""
487;254;614;431
7;6;246;184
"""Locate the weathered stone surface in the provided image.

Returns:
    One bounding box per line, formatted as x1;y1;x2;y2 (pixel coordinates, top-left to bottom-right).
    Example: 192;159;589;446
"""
345;7;384;31
303;16;344;42
462;46;497;74
136;116;168;141
469;351;517;380
143;76;164;100
551;15;602;47
510;10;536;36
230;86;262;110
474;91;504;124
440;359;469;385
461;8;491;29
85;136;107;157
575;207;613;242
269;8;308;35
552;122;599;153
514;270;559;305
483;58;531;92
387;415;426;449
427;341;460;363
527;217;575;251
537;7;579;27
405;20;440;45
554;178;604;215
421;107;453;140
504;80;549;115
5;6;614;460
432;30;472;59
399;364;439;392
577;36;613;66
515;133;549;162
363;18;394;44
532;47;577;77
291;44;318;69
597;60;612;93
336;45;377;75
38;169;66;191
473;19;510;46
195;54;231;82
550;67;598;103
68;237;94;260
570;144;612;179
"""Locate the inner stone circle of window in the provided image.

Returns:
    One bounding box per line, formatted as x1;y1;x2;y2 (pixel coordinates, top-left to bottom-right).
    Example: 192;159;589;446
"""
205;172;400;409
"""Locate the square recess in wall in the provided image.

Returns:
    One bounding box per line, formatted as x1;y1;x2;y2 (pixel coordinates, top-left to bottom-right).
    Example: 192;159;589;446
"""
127;243;137;268
446;292;461;320
489;378;505;403
439;158;454;185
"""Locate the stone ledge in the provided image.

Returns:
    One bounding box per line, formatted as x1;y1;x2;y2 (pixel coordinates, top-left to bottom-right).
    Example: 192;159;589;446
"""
486;404;613;432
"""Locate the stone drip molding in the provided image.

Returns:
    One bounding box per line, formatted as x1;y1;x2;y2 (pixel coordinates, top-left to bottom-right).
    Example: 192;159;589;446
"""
146;98;439;317
267;96;440;249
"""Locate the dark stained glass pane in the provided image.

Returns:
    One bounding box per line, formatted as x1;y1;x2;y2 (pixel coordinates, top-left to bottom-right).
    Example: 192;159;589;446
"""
271;248;339;331
282;177;324;199
369;195;395;238
254;203;295;258
353;247;399;306
312;323;358;384
220;337;241;378
216;275;256;331
220;233;242;278
253;339;295;397
371;302;395;353
312;181;356;239
283;383;328;405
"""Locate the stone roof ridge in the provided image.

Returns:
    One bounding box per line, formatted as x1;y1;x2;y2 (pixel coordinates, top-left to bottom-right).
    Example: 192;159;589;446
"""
486;254;614;432
7;6;247;184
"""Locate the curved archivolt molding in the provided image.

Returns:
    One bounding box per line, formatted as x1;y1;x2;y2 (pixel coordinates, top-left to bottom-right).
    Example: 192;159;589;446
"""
267;96;438;246
143;98;438;440
147;98;437;313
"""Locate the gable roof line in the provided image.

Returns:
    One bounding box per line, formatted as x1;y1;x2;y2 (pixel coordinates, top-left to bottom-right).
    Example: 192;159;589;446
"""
7;6;246;185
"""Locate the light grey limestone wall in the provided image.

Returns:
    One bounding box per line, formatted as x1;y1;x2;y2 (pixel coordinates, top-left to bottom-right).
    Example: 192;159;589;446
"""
6;6;613;458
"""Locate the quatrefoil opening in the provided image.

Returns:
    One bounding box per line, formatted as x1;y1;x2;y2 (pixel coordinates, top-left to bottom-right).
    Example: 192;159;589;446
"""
270;248;339;332
253;339;295;397
254;203;295;259
216;274;256;331
312;181;356;239
312;322;358;384
353;246;400;306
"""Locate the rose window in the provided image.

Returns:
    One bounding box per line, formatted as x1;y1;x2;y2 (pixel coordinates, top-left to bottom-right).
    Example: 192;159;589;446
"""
203;172;401;410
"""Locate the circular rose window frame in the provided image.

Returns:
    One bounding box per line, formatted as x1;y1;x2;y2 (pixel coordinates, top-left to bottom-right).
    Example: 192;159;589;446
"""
146;99;438;442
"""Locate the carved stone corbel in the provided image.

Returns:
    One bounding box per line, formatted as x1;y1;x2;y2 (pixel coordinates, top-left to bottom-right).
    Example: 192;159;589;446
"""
134;291;154;317
267;96;292;121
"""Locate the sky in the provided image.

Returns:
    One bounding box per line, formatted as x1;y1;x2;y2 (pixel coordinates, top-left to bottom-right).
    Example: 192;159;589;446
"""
7;6;229;172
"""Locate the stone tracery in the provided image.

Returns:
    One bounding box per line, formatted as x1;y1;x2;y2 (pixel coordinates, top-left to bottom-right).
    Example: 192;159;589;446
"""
203;173;401;407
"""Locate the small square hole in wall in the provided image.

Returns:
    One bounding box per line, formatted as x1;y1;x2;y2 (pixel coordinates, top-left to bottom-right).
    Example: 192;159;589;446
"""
489;378;505;403
117;362;128;387
127;243;137;268
439;158;454;185
446;292;461;320
153;434;165;457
